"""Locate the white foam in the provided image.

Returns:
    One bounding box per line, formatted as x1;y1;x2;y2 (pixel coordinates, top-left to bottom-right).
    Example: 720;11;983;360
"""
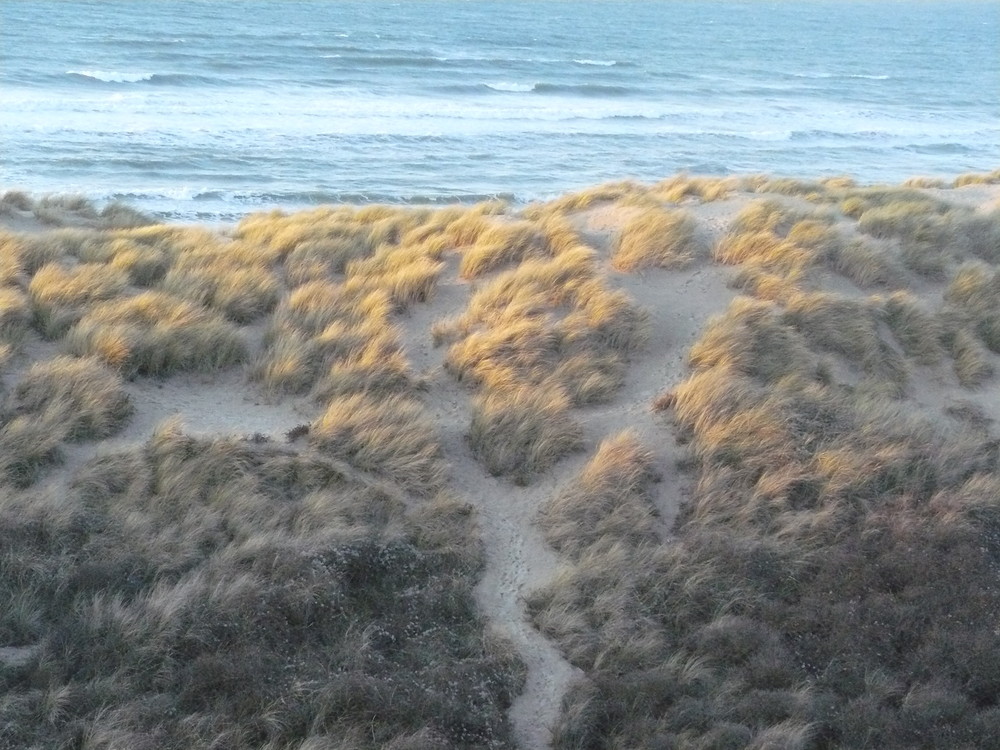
485;82;535;93
68;69;153;83
573;59;616;66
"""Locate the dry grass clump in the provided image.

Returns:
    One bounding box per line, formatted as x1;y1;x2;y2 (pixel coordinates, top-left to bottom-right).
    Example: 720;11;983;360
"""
783;291;907;389
826;237;902;287
468;384;583;484
444;251;646;394
441;246;647;480
236;205;428;287
728;199;807;235
539;431;660;558
689;297;816;384
754;176;828;198
881;292;945;365
838;186;950;219
0;404;68;487
64;291;248;377
953;168;1000;186
311;334;415;402
151;232;288;323
532;180;654;215
0;425;523;748
97;200;154;228
651;174;737;203
347;240;445;309
842;191;999;280
458;220;550;278
28;262;130;338
856;200;955;279
0;287;32;347
31;194;99;225
715;231;811;281
310;393;444;497
946;328;995;387
0;190;33;214
943;262;1000;353
902;175;948;189
252;273;414;397
6;356;132;440
611;206;700;271
715;203;842;295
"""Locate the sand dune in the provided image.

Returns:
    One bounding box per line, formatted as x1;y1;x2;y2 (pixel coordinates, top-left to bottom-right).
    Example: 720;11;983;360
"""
2;173;999;748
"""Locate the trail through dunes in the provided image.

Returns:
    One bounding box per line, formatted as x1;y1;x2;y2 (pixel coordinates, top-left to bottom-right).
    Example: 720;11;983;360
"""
396;257;585;749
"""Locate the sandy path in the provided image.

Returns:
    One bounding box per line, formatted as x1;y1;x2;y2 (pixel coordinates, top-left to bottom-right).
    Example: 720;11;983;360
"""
395;213;740;746
397;260;584;750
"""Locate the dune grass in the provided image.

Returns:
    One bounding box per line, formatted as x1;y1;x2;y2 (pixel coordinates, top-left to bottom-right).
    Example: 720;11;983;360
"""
64;291;248;377
531;284;1000;748
538;430;661;558
651;173;737;203
468;384;584;484
441;247;646;480
310;393;445;497
6;355;132;440
612;206;700;271
0;424;524;749
3;175;999;748
28;262;130;338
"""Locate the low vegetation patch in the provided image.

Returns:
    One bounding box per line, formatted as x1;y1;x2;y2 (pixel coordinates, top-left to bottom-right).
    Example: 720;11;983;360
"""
531;289;1000;748
311;393;445;497
468;383;584;485
6;355;131;440
28;262;129;338
612;206;700;271
64;291;248;377
0;425;524;748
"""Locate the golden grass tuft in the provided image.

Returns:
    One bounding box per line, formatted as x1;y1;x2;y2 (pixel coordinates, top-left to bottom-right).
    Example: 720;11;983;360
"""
539;430;660;558
310;393;444;496
953;169;1000;187
944;262;1000;353
64;291;248;377
947;328;994;387
729;199;810;235
346;241;444;309
536;180;653;214
651;174;737;203
689;297;816;384
458;220;550;278
312;334;415;402
0;190;33;213
0;403;68;487
754;176;828;198
0;287;32;346
468;383;583;484
902;176;948;189
8;355;132;440
611;207;700;271
28;262;129;338
714;232;811;281
782;292;906;388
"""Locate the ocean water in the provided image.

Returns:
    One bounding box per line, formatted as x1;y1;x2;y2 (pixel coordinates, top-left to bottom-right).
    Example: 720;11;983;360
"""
1;0;998;221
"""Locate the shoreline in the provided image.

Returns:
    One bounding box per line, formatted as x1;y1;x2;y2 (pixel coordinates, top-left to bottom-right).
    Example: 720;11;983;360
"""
3;167;999;229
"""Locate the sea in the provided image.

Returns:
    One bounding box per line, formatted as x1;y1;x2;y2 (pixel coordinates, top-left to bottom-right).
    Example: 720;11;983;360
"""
1;0;998;222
